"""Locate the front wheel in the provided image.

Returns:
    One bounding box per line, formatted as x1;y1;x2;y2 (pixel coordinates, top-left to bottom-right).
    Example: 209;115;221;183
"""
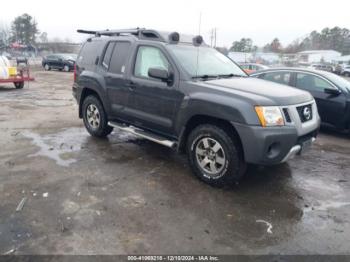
44;64;51;71
82;95;113;138
187;124;246;187
63;65;70;72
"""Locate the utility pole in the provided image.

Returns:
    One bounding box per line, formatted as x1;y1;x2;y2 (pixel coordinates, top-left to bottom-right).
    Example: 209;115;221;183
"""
214;28;217;48
209;28;214;47
209;28;218;47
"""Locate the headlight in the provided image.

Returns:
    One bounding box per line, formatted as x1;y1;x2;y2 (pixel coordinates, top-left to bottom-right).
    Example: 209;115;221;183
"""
255;106;284;127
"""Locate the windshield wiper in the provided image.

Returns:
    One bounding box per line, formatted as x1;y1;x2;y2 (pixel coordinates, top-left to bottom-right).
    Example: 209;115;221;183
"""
192;73;246;80
218;73;246;78
192;74;218;80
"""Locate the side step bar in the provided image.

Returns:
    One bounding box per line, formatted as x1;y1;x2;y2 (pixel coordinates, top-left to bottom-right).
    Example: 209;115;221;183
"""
108;121;176;148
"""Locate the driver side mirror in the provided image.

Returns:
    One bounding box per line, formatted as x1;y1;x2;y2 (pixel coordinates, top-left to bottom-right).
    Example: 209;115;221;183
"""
148;67;172;83
324;88;341;96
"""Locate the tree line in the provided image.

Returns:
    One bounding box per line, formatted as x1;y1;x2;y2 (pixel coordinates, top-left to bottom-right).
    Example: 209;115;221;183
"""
0;13;51;48
230;27;350;55
2;14;350;56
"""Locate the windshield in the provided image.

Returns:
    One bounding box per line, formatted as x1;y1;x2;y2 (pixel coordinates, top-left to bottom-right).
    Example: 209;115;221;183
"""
167;45;247;78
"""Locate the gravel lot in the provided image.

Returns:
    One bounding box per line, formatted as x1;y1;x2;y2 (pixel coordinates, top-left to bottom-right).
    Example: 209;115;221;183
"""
0;69;350;255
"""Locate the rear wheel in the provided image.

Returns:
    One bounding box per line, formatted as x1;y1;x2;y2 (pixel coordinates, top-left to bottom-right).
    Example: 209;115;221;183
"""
63;65;70;72
14;82;24;89
82;95;113;137
187;124;246;187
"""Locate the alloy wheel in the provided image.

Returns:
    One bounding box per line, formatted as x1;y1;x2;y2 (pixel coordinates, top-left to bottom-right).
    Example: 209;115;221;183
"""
86;104;100;129
195;137;226;177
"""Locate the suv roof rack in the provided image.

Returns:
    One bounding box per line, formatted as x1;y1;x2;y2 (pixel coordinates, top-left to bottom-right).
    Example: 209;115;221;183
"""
77;28;206;45
77;28;167;41
77;28;142;37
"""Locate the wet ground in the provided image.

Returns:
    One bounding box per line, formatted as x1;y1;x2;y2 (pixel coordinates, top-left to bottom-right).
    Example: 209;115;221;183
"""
0;70;350;255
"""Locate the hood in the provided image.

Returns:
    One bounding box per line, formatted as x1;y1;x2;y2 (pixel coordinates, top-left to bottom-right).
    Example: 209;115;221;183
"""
199;77;313;106
65;59;76;63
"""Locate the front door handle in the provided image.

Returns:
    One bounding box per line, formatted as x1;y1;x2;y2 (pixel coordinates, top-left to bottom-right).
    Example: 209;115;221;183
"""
126;81;137;90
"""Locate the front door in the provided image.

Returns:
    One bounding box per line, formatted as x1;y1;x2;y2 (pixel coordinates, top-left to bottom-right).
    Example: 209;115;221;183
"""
127;45;182;136
294;72;347;127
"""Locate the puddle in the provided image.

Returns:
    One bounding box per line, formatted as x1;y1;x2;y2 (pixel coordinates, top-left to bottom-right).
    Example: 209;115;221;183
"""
301;178;341;193
296;177;350;213
22;128;140;167
304;201;350;212
22;128;88;167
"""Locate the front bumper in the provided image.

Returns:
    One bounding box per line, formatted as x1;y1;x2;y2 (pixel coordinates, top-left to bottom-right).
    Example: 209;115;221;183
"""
233;122;318;165
281;137;316;163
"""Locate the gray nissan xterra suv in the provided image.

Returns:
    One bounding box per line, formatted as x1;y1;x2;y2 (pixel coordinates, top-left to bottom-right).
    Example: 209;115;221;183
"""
73;28;320;187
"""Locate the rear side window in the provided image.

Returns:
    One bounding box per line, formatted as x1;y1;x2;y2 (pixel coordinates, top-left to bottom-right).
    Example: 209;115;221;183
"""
78;40;103;67
108;42;131;74
102;42;115;69
263;72;291;85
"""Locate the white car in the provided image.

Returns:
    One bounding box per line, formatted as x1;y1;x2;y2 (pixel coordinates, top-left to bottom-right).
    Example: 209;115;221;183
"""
342;65;350;77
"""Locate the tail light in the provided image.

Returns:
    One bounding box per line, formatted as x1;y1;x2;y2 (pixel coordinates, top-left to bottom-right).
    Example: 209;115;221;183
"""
73;64;77;82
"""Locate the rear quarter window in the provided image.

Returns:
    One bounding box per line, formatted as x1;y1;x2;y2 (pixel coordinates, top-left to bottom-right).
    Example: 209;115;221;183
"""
77;40;104;69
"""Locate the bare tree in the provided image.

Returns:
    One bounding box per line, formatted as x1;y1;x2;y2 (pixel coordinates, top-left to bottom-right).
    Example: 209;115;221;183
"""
0;23;10;48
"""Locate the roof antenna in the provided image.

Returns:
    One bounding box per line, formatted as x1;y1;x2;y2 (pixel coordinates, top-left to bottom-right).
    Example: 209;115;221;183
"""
195;12;202;78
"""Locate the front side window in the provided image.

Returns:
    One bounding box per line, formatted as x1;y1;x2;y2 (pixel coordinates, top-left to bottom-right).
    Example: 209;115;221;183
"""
322;71;350;91
296;73;333;92
48;55;58;61
263;72;291;85
134;46;170;79
167;45;246;77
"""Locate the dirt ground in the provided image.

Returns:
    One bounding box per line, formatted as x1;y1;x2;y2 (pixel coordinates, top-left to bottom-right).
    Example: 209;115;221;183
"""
0;69;350;255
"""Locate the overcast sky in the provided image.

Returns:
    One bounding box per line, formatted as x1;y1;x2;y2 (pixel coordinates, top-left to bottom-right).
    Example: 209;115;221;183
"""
1;0;349;47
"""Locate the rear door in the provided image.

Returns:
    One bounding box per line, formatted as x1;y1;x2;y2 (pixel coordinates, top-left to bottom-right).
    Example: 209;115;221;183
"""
260;71;293;86
101;41;133;121
293;72;347;127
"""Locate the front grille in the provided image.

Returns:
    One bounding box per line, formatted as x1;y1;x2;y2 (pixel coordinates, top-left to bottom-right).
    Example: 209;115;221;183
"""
296;104;313;123
282;108;291;123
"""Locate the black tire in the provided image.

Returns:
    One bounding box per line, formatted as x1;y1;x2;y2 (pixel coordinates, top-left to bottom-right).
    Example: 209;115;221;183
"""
82;95;113;138
345;72;350;77
186;124;246;187
14;82;24;89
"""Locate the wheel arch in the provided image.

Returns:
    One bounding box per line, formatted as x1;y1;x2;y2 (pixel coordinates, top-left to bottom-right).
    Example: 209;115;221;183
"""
79;88;103;118
177;115;244;161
